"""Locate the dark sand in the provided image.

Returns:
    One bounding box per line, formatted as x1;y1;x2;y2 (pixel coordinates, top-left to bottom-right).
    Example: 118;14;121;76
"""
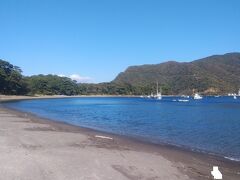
0;96;239;180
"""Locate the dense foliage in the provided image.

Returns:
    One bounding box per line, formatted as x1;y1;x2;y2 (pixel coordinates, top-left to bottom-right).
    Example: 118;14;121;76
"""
1;53;240;96
113;53;240;95
25;75;79;95
0;60;28;95
0;59;79;96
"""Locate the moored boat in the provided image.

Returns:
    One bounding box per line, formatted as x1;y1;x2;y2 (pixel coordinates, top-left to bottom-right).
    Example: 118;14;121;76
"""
194;93;203;100
155;82;162;100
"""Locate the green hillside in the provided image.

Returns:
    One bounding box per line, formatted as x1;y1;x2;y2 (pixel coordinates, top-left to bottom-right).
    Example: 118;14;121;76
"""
1;53;240;96
113;53;240;95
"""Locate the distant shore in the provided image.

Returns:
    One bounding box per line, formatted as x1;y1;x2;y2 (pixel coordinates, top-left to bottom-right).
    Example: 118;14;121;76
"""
0;94;140;102
1;95;240;179
0;94;235;103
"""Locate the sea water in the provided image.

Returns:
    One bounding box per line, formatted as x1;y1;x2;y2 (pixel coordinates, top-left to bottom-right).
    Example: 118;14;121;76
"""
4;96;240;161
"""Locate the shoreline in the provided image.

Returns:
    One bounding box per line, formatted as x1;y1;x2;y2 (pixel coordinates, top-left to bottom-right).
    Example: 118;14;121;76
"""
3;101;240;163
1;96;240;179
2;95;240;163
0;95;140;102
0;94;236;104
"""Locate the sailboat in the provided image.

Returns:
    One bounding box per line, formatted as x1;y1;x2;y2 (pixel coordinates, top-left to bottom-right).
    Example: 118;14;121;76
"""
147;92;154;98
233;89;239;99
193;93;203;100
155;82;162;100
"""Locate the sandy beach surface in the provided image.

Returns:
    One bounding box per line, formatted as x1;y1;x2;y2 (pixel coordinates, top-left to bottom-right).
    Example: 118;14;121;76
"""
0;96;240;180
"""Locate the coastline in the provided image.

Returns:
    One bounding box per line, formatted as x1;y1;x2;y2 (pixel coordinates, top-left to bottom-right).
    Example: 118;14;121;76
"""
0;96;240;179
0;95;141;102
3;99;240;163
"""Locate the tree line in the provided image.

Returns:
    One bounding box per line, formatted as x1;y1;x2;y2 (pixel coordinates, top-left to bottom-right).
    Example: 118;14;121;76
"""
1;59;168;96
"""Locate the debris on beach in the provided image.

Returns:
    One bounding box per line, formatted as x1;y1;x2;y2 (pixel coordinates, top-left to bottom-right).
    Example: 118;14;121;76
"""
95;135;113;140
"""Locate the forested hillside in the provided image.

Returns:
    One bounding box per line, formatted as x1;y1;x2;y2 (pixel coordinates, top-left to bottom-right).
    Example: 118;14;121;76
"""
0;60;79;95
0;60;28;95
1;53;240;96
25;75;79;96
113;53;240;95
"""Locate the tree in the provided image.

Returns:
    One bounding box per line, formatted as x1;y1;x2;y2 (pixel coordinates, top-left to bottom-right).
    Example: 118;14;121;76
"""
0;59;28;95
26;74;79;95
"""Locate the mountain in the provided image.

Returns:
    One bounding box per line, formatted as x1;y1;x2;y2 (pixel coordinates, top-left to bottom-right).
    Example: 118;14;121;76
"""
113;53;240;95
1;53;240;96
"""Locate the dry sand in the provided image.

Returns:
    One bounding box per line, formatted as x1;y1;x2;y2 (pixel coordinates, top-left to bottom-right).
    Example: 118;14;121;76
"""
0;96;239;180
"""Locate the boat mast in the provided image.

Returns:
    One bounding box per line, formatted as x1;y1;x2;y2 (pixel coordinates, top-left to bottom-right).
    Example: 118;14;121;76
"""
156;81;158;95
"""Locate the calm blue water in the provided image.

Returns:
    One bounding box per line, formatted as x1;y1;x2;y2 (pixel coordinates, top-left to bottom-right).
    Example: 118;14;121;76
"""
4;96;240;161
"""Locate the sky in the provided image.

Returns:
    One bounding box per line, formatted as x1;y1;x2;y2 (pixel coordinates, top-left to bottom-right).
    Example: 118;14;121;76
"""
1;0;240;83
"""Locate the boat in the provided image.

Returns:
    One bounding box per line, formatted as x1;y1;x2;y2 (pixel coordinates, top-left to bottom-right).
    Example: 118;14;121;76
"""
155;82;162;100
193;93;203;100
181;95;190;98
151;92;154;98
228;91;238;99
178;99;189;102
233;91;237;99
146;92;153;98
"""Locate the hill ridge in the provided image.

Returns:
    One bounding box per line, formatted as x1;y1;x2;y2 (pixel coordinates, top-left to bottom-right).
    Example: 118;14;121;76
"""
113;52;240;95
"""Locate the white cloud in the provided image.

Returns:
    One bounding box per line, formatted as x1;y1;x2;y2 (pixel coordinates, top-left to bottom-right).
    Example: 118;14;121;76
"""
57;74;66;77
69;74;92;83
57;74;93;83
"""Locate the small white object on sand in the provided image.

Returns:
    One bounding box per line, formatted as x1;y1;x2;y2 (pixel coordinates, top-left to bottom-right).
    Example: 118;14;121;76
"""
95;135;113;140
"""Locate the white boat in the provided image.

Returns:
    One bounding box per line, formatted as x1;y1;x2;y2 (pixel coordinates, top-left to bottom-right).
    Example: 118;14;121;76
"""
228;91;238;99
193;93;203;100
181;95;190;98
178;99;189;102
155;82;162;100
156;94;162;100
233;92;237;99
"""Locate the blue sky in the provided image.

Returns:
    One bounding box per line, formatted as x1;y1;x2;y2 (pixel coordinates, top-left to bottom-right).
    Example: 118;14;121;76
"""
1;0;240;83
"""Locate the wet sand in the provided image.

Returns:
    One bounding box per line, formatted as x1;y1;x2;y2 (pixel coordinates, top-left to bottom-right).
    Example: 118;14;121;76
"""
0;96;240;179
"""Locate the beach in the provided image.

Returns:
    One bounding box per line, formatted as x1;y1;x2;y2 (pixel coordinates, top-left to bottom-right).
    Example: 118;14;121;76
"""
0;96;240;180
